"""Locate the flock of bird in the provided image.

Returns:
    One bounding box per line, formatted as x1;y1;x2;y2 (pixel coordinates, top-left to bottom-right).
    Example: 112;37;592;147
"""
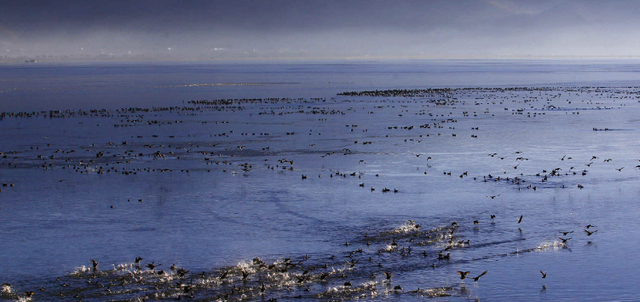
0;85;633;301
0;213;601;301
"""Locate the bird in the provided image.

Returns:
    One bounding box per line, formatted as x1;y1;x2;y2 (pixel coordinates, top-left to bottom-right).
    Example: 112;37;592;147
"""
471;270;488;281
584;229;598;236
487;194;500;199
438;251;450;260
146;262;159;270
219;270;229;280
517;215;523;224
540;271;547;278
558;237;572;244
177;268;190;277
457;271;470;280
585;224;597;229
91;259;99;271
319;272;330;281
558;231;574;236
384;272;393;280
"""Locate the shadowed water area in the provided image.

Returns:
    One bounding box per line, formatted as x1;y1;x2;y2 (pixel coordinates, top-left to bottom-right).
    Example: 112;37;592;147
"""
1;60;640;301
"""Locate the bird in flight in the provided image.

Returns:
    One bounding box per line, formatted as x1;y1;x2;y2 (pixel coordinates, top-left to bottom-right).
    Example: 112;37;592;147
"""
558;237;572;244
471;270;488;282
457;271;470;280
584;229;598;236
540;271;547;278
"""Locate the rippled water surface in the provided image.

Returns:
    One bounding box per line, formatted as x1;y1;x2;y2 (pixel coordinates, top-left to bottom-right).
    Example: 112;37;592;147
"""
1;59;640;301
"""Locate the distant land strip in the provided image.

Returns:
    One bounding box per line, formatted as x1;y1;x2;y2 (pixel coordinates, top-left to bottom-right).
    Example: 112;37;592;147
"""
155;82;299;88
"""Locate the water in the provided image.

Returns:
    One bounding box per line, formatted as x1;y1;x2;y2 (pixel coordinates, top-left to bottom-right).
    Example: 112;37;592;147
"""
1;59;640;301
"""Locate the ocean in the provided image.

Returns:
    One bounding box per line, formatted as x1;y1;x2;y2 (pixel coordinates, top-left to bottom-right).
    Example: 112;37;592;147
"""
1;59;639;301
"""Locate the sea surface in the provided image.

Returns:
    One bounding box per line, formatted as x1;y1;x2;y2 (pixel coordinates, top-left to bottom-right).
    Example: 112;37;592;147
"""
1;59;640;301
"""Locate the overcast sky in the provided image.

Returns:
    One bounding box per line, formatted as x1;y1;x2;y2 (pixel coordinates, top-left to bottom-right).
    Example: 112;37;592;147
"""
2;0;640;59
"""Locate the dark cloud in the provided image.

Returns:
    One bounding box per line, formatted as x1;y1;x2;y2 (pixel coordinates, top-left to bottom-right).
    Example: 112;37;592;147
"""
2;0;640;59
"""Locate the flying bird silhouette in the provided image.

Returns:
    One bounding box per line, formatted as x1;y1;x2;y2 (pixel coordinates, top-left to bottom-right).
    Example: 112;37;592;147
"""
457;271;470;280
472;270;488;282
558;237;572;244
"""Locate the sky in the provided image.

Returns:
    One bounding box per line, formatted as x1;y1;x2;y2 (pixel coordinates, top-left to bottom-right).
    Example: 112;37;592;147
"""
2;0;640;60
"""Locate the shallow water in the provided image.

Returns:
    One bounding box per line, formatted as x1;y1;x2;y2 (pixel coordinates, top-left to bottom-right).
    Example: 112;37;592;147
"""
1;60;640;301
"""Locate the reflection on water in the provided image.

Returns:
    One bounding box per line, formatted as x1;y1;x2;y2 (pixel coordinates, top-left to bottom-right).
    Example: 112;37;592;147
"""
1;61;640;300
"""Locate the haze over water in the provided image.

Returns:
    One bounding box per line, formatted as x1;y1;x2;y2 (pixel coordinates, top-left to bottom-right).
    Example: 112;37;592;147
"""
1;59;640;301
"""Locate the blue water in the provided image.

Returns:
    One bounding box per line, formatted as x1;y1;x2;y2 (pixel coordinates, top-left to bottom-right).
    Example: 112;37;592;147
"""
1;59;640;301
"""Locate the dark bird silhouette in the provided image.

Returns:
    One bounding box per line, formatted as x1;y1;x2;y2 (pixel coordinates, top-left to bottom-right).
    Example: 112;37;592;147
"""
146;262;159;270
558;237;572;244
585;224;597;229
219;270;229;280
319;272;329;281
471;270;488;281
393;285;403;292
91;259;99;271
438;251;450;260
177;268;190;278
517;215;523;224
346;259;359;268
540;271;547;278
384;272;393;280
134;257;143;264
457;271;470;279
559;231;574;236
487;194;500;199
584;229;598;236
